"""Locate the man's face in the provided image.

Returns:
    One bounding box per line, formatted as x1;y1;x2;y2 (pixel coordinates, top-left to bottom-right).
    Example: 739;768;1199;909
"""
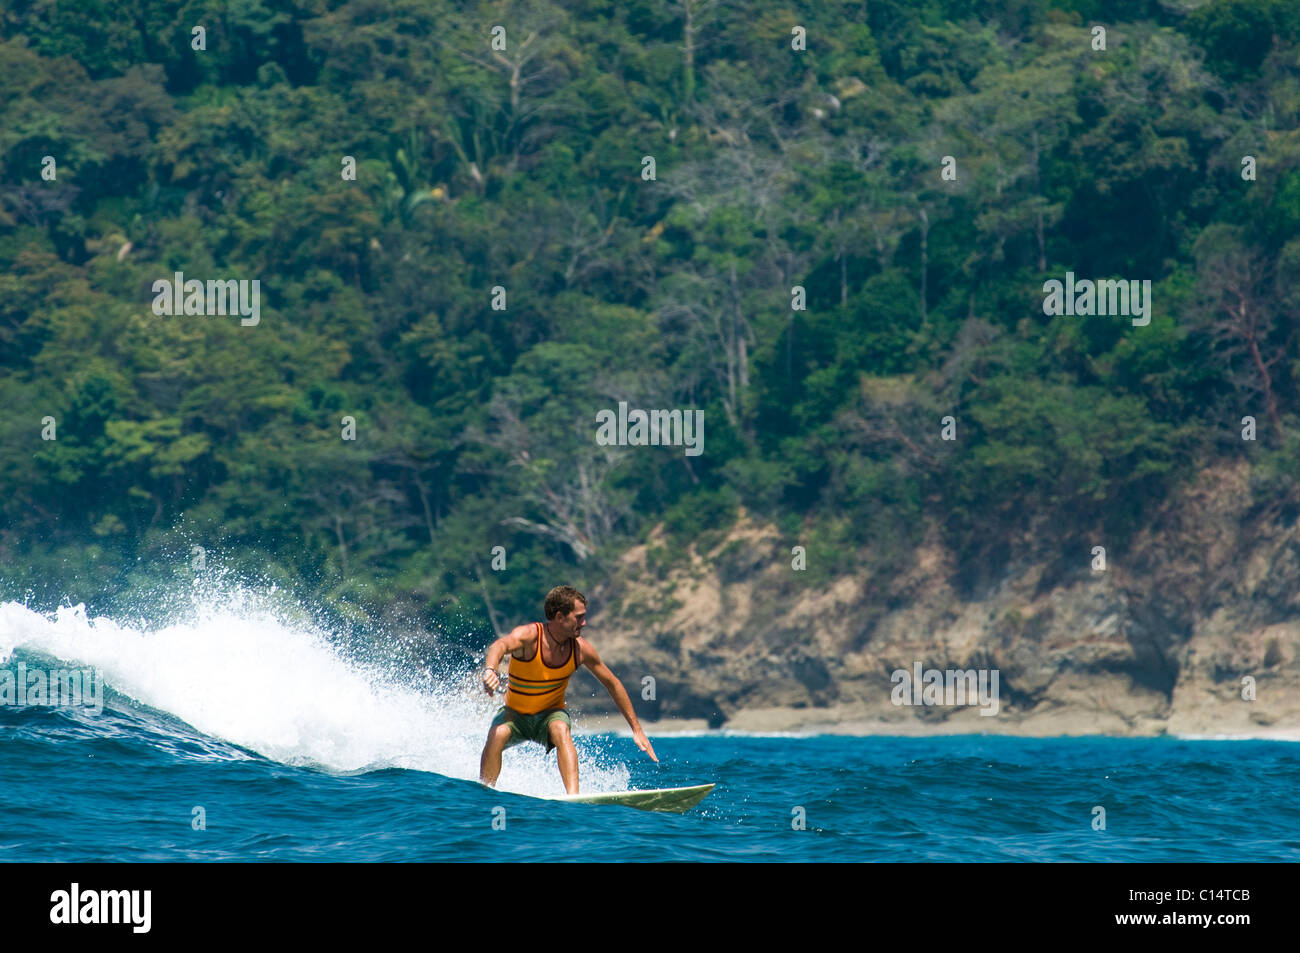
554;601;587;639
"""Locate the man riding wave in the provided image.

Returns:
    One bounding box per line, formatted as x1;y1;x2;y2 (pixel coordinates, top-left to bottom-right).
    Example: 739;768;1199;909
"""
478;586;657;793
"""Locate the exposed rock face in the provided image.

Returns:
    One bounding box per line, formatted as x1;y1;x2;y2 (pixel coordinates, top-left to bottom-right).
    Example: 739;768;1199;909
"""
572;462;1300;736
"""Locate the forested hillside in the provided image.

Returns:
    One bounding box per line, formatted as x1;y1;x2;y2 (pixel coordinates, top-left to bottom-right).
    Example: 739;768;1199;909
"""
1;0;1298;661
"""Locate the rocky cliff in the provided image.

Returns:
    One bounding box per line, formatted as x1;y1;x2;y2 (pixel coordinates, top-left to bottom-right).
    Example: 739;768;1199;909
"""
570;461;1300;736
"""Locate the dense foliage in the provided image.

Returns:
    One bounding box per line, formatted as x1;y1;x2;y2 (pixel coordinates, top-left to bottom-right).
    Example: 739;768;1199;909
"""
1;0;1297;644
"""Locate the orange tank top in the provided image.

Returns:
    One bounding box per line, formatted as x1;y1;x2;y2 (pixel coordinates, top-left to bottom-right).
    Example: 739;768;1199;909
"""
505;622;578;714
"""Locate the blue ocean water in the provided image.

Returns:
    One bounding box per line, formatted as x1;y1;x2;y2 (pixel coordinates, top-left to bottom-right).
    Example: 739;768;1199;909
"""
3;598;1299;862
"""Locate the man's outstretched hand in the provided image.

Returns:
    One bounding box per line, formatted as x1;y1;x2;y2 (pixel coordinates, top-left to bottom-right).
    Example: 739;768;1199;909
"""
482;668;500;697
633;729;659;763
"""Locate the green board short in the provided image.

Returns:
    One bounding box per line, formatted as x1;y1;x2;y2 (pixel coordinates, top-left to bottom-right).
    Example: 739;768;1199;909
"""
491;706;572;754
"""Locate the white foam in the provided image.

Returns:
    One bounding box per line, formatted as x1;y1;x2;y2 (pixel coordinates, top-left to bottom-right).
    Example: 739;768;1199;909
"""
0;591;628;795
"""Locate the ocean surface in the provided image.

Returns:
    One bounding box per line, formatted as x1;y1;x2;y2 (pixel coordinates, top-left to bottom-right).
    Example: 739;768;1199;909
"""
3;595;1299;862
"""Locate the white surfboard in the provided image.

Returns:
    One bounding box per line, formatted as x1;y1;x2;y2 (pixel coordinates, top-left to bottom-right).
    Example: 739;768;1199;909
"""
537;782;715;813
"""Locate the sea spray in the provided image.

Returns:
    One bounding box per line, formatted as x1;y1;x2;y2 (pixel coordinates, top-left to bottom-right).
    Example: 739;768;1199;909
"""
0;589;628;797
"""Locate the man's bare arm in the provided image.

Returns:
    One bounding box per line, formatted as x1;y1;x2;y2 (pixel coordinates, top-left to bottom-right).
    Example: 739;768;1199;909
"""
481;625;535;696
579;638;659;763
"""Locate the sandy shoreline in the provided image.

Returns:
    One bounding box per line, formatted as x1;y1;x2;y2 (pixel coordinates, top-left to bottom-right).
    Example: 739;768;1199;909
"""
572;705;1300;740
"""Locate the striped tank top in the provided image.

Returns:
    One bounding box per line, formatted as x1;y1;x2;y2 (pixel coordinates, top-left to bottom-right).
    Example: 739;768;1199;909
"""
505;622;577;714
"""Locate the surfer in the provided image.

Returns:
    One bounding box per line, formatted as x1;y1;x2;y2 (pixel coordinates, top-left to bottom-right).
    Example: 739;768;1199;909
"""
478;586;658;793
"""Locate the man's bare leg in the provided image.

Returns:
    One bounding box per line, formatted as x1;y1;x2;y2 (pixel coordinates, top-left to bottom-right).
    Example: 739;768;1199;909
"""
479;723;513;787
549;721;579;794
